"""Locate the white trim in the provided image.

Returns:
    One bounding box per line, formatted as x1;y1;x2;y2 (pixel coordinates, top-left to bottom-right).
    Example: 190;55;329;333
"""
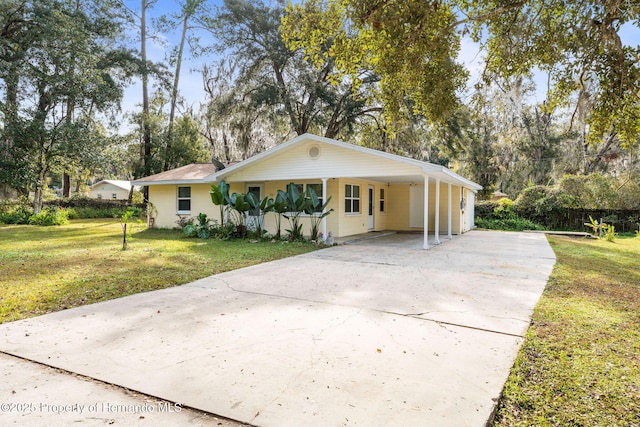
447;183;453;239
423;175;429;250
176;186;192;214
368;185;375;230
135;179;206;186
434;178;441;245
344;183;361;214
321;178;328;241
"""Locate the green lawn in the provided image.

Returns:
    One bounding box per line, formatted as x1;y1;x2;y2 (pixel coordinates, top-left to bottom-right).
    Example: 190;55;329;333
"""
0;219;318;324
493;235;640;426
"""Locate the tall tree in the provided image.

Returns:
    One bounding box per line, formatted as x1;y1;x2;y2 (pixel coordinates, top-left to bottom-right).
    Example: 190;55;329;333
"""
281;0;468;128
283;0;639;148
205;0;379;142
0;0;130;212
156;0;209;171
461;0;640;148
200;59;283;161
140;0;154;197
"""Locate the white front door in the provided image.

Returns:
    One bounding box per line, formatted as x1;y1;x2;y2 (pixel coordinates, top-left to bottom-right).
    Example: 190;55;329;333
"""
368;186;374;229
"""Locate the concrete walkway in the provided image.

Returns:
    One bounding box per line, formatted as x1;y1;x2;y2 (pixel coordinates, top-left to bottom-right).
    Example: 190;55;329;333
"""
0;230;556;426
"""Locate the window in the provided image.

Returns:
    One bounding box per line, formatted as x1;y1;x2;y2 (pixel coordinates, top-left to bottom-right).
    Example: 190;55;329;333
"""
96;193;102;199
379;188;386;213
177;186;191;213
307;183;323;212
345;184;360;213
112;193;117;200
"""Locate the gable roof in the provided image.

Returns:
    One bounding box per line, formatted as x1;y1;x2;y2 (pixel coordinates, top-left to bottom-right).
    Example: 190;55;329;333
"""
132;134;481;191
210;133;482;190
132;164;220;186
90;180;133;191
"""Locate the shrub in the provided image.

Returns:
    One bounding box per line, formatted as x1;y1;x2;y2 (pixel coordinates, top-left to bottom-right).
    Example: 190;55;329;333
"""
28;207;69;226
0;204;33;224
68;207;126;218
603;224;616;242
475;201;498;219
476;217;546;231
182;213;213;239
211;222;236;240
494;198;515;219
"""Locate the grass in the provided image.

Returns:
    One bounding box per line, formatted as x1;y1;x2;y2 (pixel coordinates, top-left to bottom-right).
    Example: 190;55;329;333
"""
0;218;319;324
493;235;640;426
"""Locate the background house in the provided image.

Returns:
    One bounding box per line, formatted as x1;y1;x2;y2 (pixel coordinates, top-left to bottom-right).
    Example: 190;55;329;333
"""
88;180;133;201
134;134;482;249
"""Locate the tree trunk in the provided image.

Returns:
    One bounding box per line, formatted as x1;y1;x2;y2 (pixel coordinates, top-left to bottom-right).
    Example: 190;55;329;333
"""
164;12;190;171
62;172;71;198
141;0;152;202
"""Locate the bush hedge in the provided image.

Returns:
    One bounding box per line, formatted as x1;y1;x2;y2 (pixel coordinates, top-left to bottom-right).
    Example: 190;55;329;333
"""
0;196;145;226
476;176;640;233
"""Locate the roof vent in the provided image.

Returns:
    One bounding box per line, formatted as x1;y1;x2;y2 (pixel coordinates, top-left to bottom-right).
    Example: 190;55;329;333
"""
308;145;320;159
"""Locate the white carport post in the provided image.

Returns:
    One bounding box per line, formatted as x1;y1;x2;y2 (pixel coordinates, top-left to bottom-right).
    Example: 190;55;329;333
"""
321;178;328;241
423;175;429;250
434;178;441;245
447;183;452;239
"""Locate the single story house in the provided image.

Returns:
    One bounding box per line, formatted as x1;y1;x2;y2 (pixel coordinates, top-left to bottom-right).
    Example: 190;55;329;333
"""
88;180;134;200
133;133;482;249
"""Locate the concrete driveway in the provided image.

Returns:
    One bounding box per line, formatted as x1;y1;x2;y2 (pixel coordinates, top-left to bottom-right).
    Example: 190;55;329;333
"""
0;230;555;426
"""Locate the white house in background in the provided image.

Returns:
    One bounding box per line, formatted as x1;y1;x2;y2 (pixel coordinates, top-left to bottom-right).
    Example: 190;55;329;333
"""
133;133;482;249
88;180;133;200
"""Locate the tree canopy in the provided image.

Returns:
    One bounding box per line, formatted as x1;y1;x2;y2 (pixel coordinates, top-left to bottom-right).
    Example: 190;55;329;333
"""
282;0;640;146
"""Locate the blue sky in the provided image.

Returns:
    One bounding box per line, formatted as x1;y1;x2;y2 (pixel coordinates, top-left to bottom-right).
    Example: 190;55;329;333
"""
116;1;640;133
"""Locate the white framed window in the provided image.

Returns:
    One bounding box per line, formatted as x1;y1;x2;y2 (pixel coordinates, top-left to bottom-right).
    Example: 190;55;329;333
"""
345;184;360;214
96;193;102;199
112;193;117;199
177;186;191;213
379;188;386;213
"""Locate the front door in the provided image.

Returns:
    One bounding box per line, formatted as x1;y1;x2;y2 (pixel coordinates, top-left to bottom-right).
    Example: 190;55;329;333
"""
368;186;374;229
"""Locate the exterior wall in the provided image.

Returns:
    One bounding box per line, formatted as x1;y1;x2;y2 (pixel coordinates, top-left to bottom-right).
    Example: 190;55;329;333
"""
383;183;411;231
212;178;396;239
436;182;463;235
396;182;462;235
450;186;462;235
335;178;372;237
148;184;221;228
147;178;476;237
466;191;476;231
88;184;129;200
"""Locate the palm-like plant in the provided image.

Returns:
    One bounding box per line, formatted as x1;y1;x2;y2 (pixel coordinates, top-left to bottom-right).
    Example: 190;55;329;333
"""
281;182;312;241
210;180;230;226
305;186;333;240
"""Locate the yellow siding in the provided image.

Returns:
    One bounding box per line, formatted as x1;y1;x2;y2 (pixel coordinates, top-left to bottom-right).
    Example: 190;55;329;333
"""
221;139;426;182
147;178;469;237
451;186;462;234
148;184;221;229
386;184;412;231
